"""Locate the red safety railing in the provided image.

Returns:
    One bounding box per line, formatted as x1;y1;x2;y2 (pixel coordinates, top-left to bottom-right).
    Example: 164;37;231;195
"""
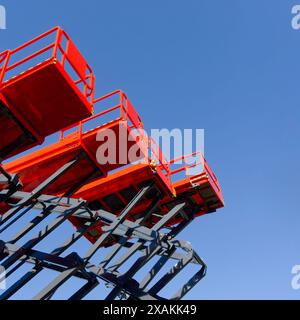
0;26;94;102
169;152;222;197
60;90;144;142
60;90;174;192
148;137;173;193
149;137;169;172
0;50;10;84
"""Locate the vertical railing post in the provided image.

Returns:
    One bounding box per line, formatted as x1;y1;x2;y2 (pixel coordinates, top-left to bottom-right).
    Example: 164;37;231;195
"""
52;27;62;60
200;153;205;175
184;155;190;178
120;91;127;121
89;73;95;113
61;31;69;68
83;74;87;99
0;50;10;86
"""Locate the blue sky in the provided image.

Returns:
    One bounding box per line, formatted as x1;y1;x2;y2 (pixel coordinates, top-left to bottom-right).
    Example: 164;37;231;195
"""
0;0;300;299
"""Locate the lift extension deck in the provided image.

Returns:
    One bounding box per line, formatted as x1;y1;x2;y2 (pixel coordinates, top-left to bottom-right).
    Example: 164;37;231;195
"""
2;90;145;198
70;151;224;240
0;169;206;300
160;152;224;225
0;27;95;160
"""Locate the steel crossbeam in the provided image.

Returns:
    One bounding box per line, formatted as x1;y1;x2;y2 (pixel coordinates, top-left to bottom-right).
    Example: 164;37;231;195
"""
0;167;206;300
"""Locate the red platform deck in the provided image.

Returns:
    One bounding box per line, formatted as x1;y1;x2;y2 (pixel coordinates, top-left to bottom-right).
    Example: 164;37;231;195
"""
2;90;145;197
69;151;224;244
0;27;94;160
159;152;224;225
73;137;175;210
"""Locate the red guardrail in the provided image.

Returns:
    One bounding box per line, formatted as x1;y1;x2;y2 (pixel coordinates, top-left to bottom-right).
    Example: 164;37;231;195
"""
169;151;222;196
0;26;94;102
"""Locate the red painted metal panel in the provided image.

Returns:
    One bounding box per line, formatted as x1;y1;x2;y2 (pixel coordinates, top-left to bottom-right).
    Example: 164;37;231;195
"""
0;27;95;160
67;40;87;83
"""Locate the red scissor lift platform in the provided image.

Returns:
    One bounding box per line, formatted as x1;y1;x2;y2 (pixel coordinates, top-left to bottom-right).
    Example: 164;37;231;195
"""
69;151;224;244
0;27;94;160
1;97;224;243
161;152;224;224
74;137;175;210
2;90;145;200
69;137;175;243
0;27;224;300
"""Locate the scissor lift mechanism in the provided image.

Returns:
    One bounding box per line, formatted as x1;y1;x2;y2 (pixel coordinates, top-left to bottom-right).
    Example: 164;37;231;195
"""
0;165;206;300
0;27;223;300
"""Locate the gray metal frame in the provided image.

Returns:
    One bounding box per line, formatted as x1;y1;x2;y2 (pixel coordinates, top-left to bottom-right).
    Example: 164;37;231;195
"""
0;165;206;300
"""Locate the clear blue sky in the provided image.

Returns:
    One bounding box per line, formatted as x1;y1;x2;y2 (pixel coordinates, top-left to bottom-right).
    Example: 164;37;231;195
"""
0;0;300;299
